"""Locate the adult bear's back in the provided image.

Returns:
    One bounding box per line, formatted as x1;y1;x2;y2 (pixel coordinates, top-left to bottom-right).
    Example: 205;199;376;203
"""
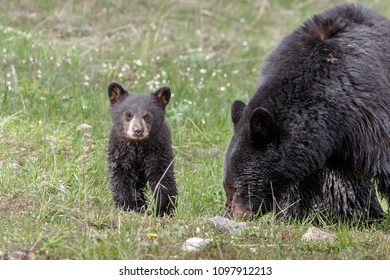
259;4;390;89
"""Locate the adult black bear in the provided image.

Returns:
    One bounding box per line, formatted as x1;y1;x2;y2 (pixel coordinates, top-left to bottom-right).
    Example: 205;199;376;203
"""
107;82;177;216
223;4;390;223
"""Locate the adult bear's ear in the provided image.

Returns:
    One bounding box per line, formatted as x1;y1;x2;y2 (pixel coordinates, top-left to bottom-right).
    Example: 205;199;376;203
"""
108;82;128;105
250;107;275;144
231;100;246;128
152;86;171;109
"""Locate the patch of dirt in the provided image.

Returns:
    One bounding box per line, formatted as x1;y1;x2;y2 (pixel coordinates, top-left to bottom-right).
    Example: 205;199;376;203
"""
0;195;36;214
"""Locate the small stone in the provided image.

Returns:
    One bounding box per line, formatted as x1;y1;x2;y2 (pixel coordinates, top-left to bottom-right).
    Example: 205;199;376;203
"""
9;251;37;260
76;123;91;131
182;237;211;252
301;227;337;242
249;247;257;253
208;215;248;234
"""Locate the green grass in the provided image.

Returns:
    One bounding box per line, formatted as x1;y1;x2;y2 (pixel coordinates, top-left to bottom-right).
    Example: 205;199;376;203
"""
1;0;390;260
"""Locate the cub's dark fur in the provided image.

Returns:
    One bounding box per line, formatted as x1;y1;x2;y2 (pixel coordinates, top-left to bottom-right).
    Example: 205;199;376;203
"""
223;4;390;223
107;82;177;216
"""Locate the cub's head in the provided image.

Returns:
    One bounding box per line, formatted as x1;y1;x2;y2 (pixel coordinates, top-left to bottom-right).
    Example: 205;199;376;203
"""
223;100;279;220
108;82;171;140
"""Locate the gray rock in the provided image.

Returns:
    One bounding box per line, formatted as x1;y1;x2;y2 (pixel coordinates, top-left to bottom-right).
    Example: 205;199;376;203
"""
208;215;248;234
301;227;337;242
8;251;37;260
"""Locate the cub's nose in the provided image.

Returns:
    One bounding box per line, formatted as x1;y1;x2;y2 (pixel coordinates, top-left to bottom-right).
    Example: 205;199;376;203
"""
133;127;144;136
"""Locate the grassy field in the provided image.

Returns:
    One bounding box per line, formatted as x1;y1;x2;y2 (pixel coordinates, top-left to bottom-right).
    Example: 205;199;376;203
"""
1;0;390;260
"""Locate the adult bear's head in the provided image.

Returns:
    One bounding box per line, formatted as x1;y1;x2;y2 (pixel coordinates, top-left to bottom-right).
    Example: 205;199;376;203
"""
223;99;281;219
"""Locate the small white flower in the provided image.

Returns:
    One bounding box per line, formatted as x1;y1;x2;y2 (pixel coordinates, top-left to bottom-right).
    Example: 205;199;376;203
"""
150;22;157;30
121;64;130;72
200;68;207;74
133;59;143;67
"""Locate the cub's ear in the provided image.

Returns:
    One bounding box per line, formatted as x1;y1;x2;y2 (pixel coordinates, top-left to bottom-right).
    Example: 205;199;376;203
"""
152;87;171;109
250;107;275;144
108;82;128;105
231;100;246;128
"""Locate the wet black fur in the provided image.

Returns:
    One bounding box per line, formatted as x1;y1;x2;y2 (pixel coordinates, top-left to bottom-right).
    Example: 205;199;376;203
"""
224;4;390;223
107;82;177;216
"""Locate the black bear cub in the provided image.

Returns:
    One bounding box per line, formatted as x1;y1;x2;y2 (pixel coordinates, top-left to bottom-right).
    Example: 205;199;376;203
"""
223;4;390;224
107;82;177;216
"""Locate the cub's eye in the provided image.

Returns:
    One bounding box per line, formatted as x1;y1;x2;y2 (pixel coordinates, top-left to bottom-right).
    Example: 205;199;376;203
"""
143;113;150;121
124;112;133;120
